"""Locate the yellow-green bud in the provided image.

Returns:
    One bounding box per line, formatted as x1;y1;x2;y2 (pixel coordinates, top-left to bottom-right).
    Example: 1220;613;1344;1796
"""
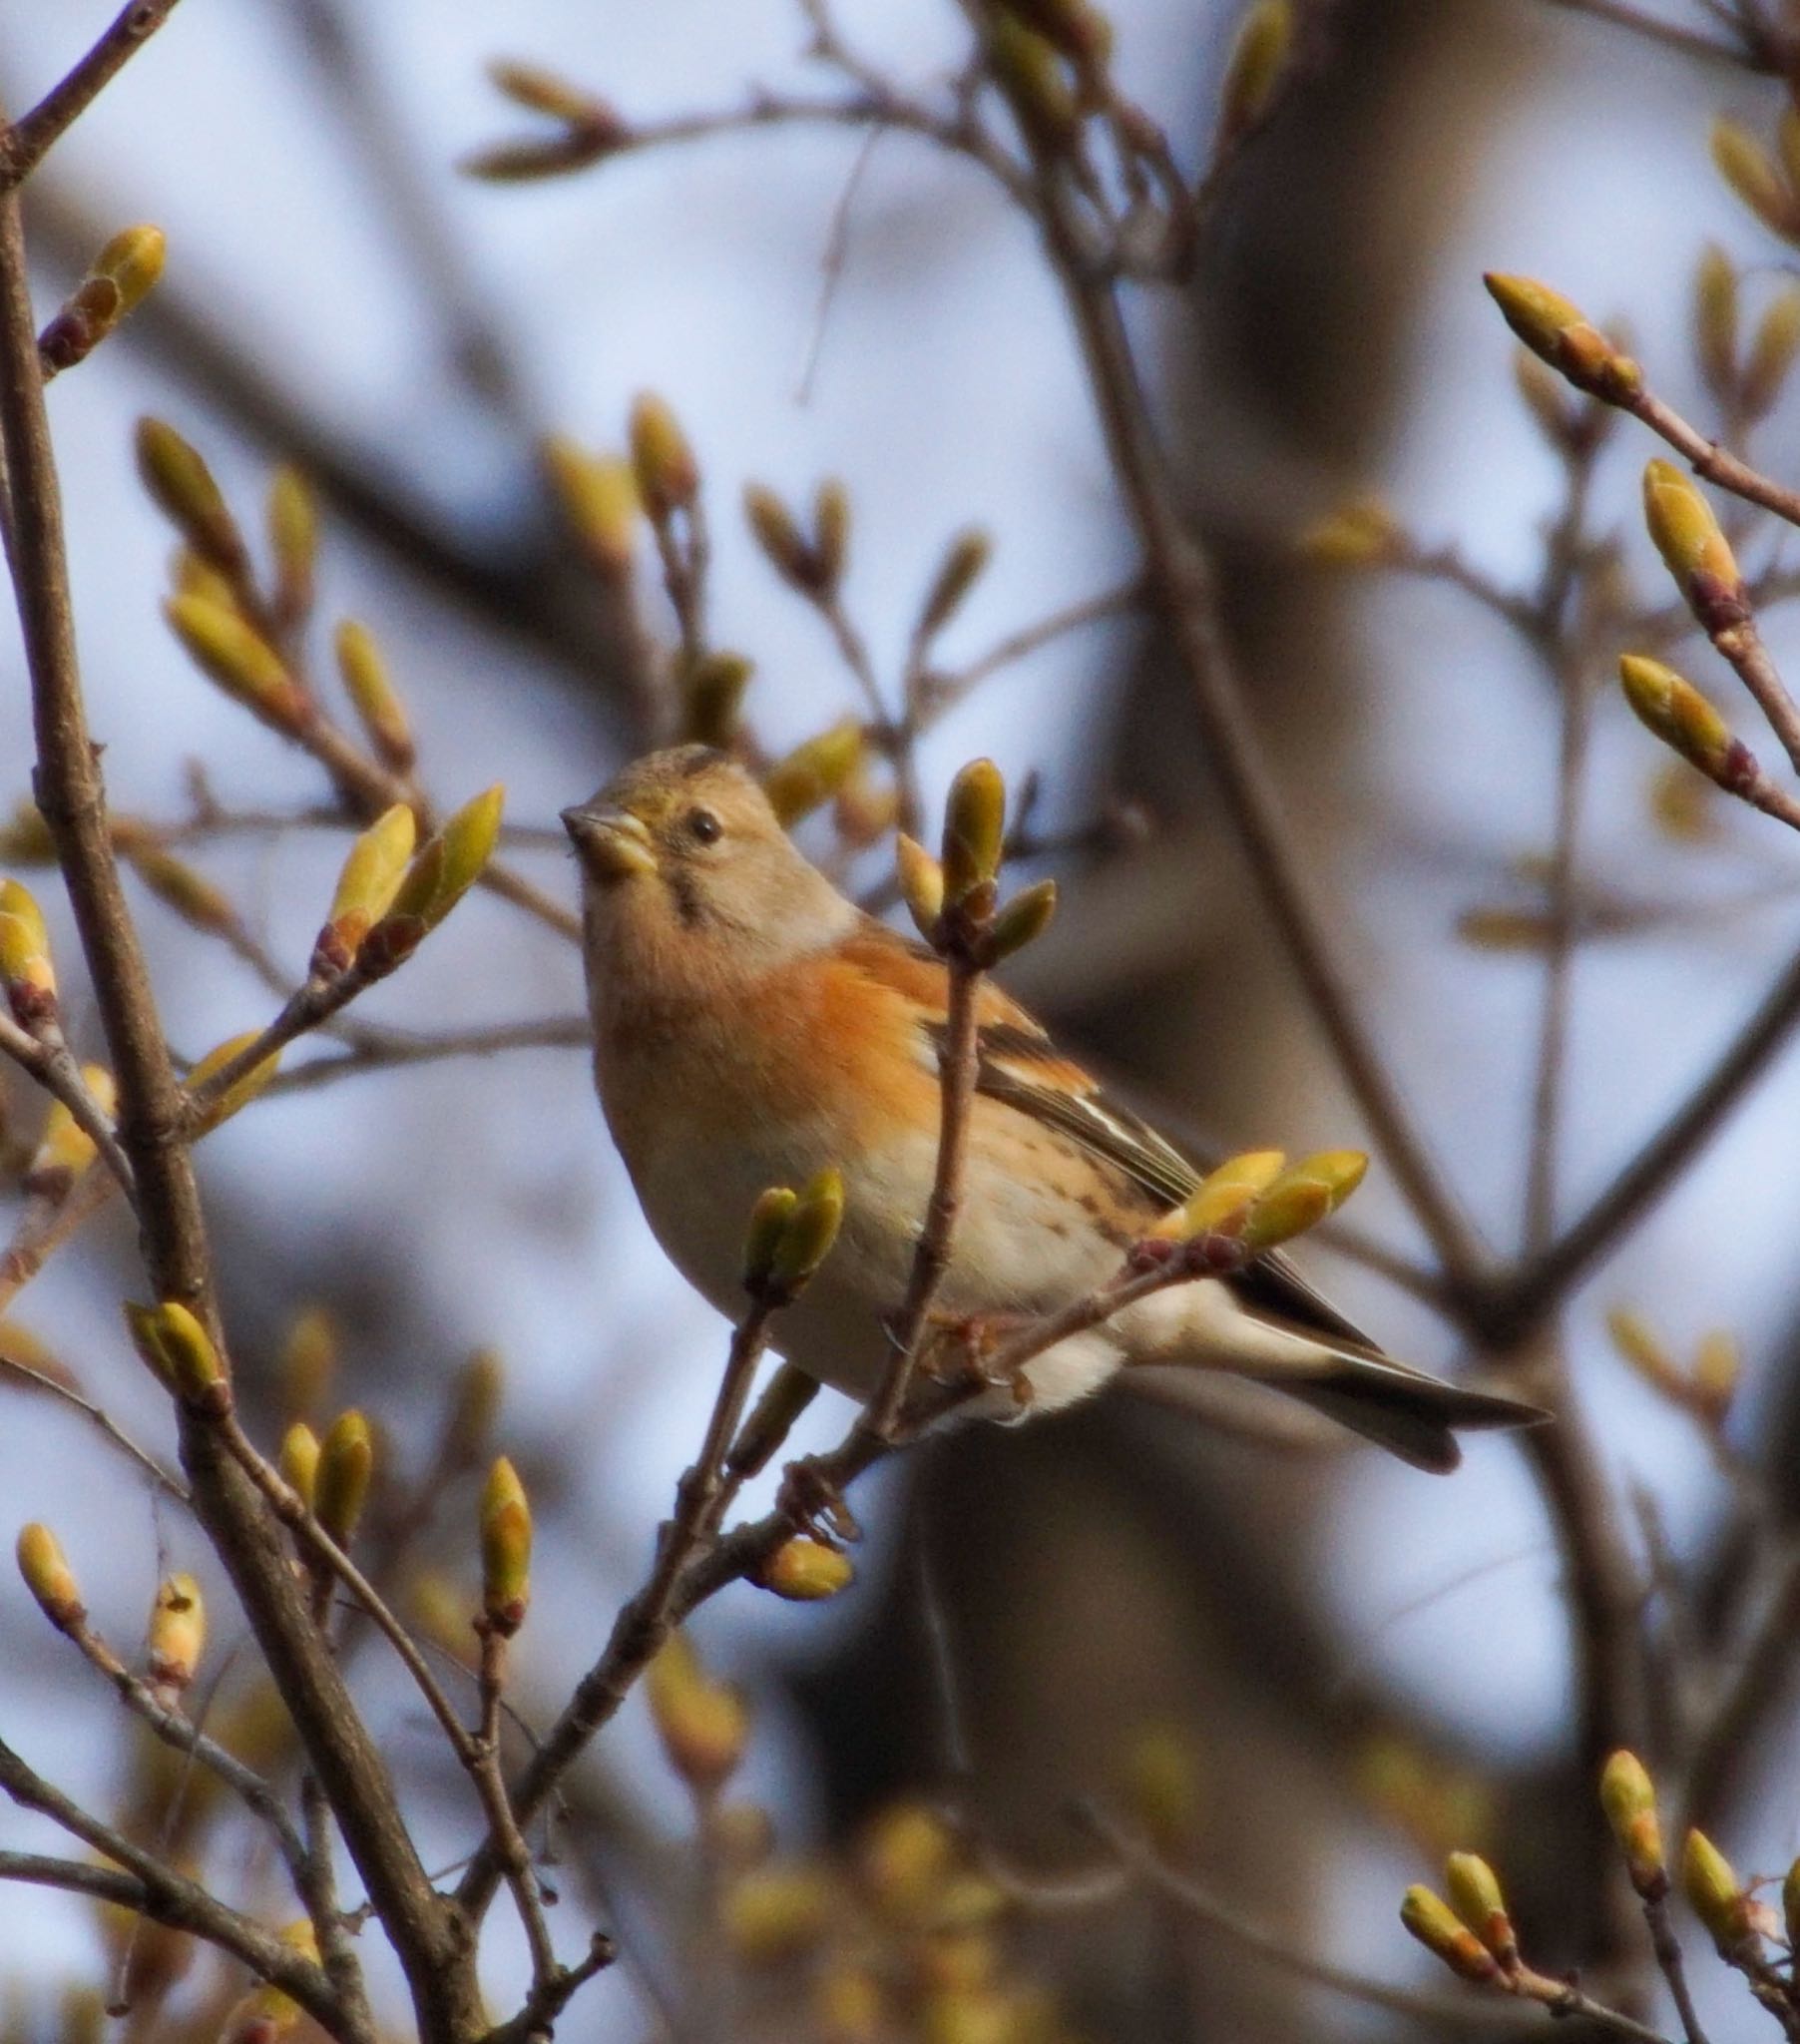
1711;118;1800;244
315;1409;374;1547
1483;274;1642;403
941;758;1006;909
17;1522;83;1629
446;1346;505;1464
315;802;418;974
860;1801;957;1916
1399;1884;1500;1983
1599;1750;1664;1895
164;595;308;733
1692;1331;1739;1425
1783;1856;1800;1957
154;1301;227;1403
986;16;1079;150
0;877;56;1023
1445;1852;1516;1968
488;59;606;124
1617;655;1745;789
770;1168;844;1298
1642;461;1744;623
764;723;864;827
985;878;1057;962
1694;243;1739;397
813;479;850;590
742;1186;799;1295
334;622;415;773
1744;285;1800;418
266;465;316;617
1218;0;1292;147
681;651;753;747
279;1423;320;1511
1605;1307;1689;1406
646;1632;747;1788
39;227;166;377
186;1031;281;1131
480;1455;532;1635
1167;1148;1286;1241
1681;1827;1752;1950
629;392;698;520
743;483;816;591
24;1065;115;1193
279;1307;337;1418
127;847;234;935
1239;1149;1366;1252
918;529;993;640
368;785;504;970
136;418;244;572
896;833;946;943
542;436;640;578
721;1864;833;1963
1298;494;1401;566
756;1536;855;1601
93;224;166;316
124;1300;228;1409
1120;1724;1198;1855
147;1572;206;1698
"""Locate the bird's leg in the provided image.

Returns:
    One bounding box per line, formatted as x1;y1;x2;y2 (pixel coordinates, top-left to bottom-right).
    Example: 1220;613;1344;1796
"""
917;1309;1035;1399
774;1454;861;1544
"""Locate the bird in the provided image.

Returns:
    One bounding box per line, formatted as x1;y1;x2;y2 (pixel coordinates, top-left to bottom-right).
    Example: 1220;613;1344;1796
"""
563;745;1543;1472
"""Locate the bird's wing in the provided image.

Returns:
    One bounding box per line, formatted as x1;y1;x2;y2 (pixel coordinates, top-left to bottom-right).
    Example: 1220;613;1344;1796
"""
838;920;1386;1357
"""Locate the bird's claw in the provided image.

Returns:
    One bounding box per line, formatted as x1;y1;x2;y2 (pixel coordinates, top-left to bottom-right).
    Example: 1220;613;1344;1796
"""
775;1455;860;1544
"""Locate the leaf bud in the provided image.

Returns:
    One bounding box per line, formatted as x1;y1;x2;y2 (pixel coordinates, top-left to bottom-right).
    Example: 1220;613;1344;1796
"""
941;758;1006;909
896;833;946;943
334;623;415;773
147;1572;206;1700
315;1409;374;1547
646;1631;747;1788
1599;1750;1664;1896
1218;0;1292;148
135;418;245;575
763;722;864;827
0;877;56;1024
769;1168;844;1298
755;1537;855;1601
16;1522;83;1630
629;392;698;520
1238;1149;1367;1252
1399;1884;1500;1983
479;1455;533;1635
1445;1851;1517;1968
164;595;309;734
1483;274;1642;404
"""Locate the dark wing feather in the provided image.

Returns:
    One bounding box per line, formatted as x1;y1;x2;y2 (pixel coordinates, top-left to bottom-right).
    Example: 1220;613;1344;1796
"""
967;1021;1390;1359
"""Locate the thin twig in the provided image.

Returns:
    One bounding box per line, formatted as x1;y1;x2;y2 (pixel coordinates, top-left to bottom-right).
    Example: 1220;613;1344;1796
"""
1543;0;1772;68
0;0;186;191
861;945;982;1440
1078;1809;1541;2033
0;1745;339;2028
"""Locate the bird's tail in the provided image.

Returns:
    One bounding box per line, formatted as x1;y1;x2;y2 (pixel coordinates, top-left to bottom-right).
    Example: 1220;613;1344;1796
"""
1265;1349;1544;1473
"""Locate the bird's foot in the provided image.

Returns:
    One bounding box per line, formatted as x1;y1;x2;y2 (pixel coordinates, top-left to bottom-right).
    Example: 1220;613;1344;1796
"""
774;1455;861;1544
920;1311;1036;1408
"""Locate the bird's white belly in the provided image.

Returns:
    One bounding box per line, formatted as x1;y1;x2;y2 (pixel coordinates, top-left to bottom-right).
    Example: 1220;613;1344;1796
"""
631;1113;1127;1415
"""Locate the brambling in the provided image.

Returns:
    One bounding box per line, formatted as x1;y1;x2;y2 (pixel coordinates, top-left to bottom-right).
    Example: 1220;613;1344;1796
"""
564;747;1540;1472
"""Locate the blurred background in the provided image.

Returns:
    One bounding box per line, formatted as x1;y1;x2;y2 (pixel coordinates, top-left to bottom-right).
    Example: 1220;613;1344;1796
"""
5;0;1800;2038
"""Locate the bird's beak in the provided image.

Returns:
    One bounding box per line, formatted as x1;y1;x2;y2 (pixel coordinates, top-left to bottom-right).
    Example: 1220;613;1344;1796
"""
562;804;658;881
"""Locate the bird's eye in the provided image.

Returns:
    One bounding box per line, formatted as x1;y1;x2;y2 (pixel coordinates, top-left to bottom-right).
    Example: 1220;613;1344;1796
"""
685;807;723;846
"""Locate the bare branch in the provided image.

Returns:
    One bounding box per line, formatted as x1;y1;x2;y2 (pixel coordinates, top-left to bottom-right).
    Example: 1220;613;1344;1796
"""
0;1;186;192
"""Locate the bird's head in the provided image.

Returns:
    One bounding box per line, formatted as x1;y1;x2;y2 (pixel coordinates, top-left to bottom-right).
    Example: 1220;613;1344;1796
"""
563;746;855;988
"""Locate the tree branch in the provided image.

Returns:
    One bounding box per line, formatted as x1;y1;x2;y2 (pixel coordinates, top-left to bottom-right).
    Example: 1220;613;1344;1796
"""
0;1;185;192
